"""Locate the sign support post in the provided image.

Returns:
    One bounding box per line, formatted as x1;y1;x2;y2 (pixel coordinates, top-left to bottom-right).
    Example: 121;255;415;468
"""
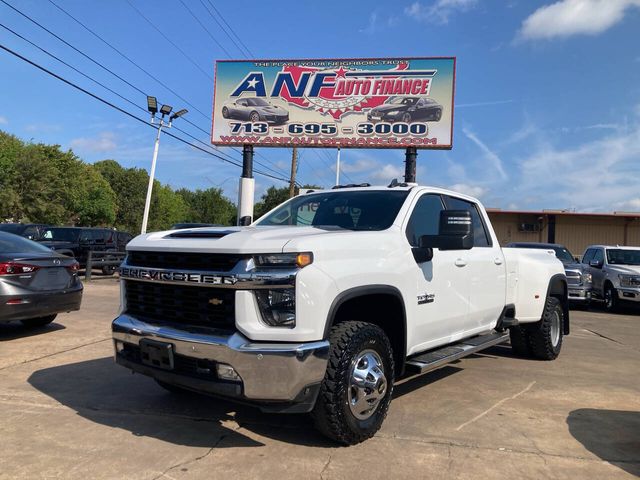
404;147;417;183
237;144;255;225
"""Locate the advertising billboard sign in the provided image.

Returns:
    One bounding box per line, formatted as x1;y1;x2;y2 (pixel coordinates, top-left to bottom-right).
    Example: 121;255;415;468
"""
211;57;455;149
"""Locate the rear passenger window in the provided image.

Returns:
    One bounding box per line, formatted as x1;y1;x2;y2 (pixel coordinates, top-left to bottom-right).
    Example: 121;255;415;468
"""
444;196;491;247
405;194;444;246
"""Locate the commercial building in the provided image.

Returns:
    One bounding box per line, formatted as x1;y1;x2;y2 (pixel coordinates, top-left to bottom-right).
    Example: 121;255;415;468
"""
487;209;640;257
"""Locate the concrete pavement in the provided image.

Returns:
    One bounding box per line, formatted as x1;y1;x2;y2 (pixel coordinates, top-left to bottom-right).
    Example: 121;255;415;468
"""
1;280;638;479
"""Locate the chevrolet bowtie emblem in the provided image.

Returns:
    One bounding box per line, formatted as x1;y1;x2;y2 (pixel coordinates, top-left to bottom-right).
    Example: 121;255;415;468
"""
208;298;224;306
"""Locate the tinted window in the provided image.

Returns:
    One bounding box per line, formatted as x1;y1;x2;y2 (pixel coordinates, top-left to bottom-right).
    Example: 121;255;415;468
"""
43;228;81;242
444;196;491;247
606;249;640;265
0;232;55;254
405;194;444;246
593;249;604;263
581;249;595;264
257;191;409;230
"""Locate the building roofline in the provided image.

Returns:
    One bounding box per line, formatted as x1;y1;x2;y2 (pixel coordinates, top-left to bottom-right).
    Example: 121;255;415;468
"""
486;208;640;219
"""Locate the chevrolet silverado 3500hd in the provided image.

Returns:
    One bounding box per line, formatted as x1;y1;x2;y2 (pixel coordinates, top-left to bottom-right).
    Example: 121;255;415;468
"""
112;184;568;444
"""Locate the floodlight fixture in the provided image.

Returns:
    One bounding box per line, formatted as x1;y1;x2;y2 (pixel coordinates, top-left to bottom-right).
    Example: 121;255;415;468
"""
160;104;173;116
147;96;158;114
170;109;188;121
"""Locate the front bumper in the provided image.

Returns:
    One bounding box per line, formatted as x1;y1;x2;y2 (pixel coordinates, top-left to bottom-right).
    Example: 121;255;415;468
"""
617;287;640;303
0;285;83;323
568;286;591;302
112;314;330;413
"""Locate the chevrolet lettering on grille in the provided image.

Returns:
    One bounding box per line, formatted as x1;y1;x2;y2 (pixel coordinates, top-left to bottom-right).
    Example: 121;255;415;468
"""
120;267;237;286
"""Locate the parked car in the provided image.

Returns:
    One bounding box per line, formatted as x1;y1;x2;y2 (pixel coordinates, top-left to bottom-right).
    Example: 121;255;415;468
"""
0;231;82;327
367;96;443;123
581;245;640;312
38;227;132;274
506;242;592;305
0;223;49;241
221;98;289;124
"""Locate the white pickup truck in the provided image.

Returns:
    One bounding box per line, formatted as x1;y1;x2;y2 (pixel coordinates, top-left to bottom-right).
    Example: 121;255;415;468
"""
112;184;569;445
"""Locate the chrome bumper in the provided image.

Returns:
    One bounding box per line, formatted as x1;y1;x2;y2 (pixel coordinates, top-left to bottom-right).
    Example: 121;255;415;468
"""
112;315;329;411
568;286;591;301
617;287;640;302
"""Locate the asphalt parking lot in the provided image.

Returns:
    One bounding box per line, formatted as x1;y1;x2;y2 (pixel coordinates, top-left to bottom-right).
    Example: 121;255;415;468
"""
1;281;638;480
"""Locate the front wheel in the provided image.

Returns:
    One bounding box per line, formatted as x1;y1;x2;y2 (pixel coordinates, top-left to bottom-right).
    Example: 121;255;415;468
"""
604;284;618;312
249;111;260;122
312;321;394;445
528;296;564;360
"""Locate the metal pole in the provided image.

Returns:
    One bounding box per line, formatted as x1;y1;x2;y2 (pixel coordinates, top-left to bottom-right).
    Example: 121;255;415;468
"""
404;147;417;183
141;122;163;234
237;144;255;225
335;147;341;186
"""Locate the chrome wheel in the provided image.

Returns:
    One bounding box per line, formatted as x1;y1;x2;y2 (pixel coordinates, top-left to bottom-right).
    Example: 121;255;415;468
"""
402;113;411;123
250;112;260;122
550;310;561;347
347;349;387;420
605;288;613;309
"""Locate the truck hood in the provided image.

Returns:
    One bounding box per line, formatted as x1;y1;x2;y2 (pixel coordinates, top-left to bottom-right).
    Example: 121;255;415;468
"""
126;226;353;254
606;264;640;275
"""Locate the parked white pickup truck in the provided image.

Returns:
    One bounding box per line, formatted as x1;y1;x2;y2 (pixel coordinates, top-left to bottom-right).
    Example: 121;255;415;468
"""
112;184;568;444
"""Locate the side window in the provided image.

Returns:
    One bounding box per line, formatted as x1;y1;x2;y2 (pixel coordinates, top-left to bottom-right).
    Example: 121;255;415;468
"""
444;196;492;247
23;226;38;239
80;230;92;243
581;249;595;264
405;194;444;247
237;99;247;107
593;249;604;263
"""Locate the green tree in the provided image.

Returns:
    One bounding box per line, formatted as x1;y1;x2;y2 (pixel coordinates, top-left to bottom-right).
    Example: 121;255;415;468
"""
0;131;24;219
176;187;236;226
253;184;322;220
147;182;189;231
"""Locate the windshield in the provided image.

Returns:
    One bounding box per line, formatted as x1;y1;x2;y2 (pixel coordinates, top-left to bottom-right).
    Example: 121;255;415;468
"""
42;228;81;242
0;232;55;254
553;247;576;264
256;190;410;230
606;249;640;265
245;98;269;107
387;97;417;106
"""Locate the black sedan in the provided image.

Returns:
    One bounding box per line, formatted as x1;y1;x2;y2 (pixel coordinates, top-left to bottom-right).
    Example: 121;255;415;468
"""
367;96;443;123
221;98;289;124
0;232;82;328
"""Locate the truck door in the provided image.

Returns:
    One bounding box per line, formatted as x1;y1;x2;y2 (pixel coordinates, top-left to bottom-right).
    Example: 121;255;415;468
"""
444;196;506;334
590;248;606;295
405;193;470;351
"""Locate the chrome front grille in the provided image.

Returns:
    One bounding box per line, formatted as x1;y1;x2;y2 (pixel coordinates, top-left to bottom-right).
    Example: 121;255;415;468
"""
565;269;582;286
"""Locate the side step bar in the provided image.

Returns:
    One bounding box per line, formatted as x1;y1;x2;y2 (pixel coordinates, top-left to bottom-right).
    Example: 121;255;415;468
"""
405;332;509;374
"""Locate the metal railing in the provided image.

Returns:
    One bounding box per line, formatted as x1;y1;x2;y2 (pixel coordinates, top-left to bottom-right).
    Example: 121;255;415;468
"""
84;251;126;281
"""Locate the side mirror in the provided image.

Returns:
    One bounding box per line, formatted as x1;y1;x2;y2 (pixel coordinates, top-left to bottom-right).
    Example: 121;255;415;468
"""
590;259;603;268
239;215;252;226
420;210;474;251
412;246;433;263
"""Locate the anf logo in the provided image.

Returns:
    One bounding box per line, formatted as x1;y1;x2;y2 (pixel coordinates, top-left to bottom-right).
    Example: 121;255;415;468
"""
230;72;267;97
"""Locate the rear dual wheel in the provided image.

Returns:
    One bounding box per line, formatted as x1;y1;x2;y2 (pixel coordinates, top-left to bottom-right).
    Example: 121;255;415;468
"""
509;296;563;360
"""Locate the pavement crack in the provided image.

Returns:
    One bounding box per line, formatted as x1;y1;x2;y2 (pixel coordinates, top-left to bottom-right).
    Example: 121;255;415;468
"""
151;435;225;480
0;337;111;371
319;454;332;480
583;329;624;345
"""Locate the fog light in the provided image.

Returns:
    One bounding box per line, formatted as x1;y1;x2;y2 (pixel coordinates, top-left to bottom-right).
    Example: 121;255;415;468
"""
255;289;296;328
115;340;125;353
216;363;240;381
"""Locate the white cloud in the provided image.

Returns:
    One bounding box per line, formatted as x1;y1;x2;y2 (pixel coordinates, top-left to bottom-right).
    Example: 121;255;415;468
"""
456;99;514;109
70;131;117;153
371;163;404;183
340;158;379;174
0;116;7;125
360;11;379;34
462;127;508;180
613;198;640;211
518;0;640;41
405;0;477;24
448;183;487;198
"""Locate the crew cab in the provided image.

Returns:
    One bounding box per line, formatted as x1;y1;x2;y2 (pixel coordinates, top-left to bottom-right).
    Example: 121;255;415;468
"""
112;184;568;444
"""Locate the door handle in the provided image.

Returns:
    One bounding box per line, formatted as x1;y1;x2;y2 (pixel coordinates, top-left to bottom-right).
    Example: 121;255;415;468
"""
494;257;503;265
454;258;467;267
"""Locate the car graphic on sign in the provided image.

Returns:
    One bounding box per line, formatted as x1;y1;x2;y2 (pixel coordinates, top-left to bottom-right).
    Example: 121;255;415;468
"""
367;96;443;123
221;98;290;124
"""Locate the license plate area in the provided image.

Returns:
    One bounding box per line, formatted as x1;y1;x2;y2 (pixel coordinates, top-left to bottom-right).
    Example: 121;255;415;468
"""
140;339;174;370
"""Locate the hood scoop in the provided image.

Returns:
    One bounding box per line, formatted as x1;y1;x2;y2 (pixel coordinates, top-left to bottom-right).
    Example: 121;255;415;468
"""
165;229;237;239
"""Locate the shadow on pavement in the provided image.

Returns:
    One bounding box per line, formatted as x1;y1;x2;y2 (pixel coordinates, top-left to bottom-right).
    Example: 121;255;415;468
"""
395;365;462;398
0;322;65;341
28;357;335;448
567;409;640;477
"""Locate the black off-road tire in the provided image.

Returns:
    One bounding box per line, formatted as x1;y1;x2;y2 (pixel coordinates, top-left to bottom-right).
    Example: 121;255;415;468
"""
101;265;116;275
527;297;564;360
604;284;619;313
21;314;57;328
509;325;532;357
312;321;395;445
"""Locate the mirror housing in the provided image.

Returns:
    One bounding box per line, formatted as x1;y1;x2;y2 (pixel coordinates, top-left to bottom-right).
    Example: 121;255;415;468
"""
239;215;252;226
589;259;603;268
420;210;474;251
412;246;433;263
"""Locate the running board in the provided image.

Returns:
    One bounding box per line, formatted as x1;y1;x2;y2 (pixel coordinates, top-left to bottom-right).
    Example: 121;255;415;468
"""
405;332;509;374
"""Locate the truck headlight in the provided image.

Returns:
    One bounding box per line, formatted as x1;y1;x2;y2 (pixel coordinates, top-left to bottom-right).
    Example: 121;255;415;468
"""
619;274;640;287
254;252;313;268
255;289;296;327
582;272;592;284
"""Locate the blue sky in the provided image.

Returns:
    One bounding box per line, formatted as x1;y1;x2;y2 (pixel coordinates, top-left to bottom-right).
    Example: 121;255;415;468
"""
1;0;639;212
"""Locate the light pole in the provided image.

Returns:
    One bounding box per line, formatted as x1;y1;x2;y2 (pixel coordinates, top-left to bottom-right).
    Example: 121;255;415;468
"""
140;96;187;234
